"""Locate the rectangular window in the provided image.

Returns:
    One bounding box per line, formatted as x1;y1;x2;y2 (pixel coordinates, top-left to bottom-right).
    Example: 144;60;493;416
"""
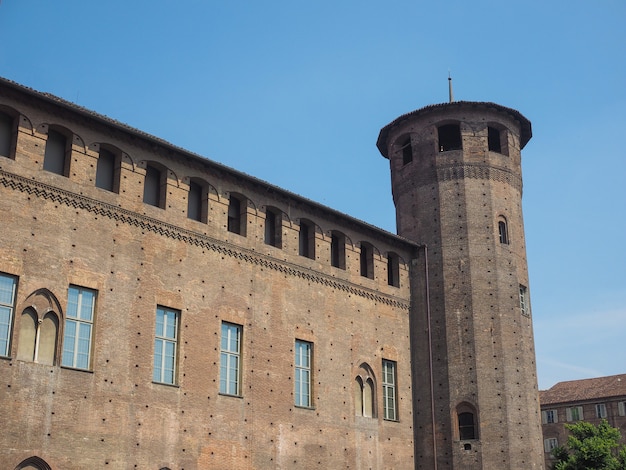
153;306;179;384
294;340;312;407
330;231;346;269
95;148;117;192
596;403;607;419
488;126;502;153
62;286;96;369
143;165;162;207
382;359;398;421
387;253;400;287
544;438;558;453
542;409;558;424
619;402;626;417
299;220;315;260
227;195;246;236
566;406;583;422
264;208;282;248
519;285;530;316
0;273;17;357
43;129;69;176
220;322;241;396
0;111;15;158
187;180;203;222
360;242;374;279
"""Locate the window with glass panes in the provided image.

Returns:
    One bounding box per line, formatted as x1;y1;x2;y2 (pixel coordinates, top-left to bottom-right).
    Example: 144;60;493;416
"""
0;273;17;357
153;307;178;384
295;340;312;407
220;322;241;395
62;286;96;369
382;359;397;420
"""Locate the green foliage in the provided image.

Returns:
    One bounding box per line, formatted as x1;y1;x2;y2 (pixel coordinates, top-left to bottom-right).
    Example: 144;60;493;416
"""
551;420;626;470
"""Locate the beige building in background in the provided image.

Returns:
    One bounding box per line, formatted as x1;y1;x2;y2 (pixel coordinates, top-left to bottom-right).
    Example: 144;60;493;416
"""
0;77;544;469
540;374;626;468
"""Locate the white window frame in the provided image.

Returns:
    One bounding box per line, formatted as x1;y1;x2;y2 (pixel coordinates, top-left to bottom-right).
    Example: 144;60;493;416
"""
0;273;17;357
596;403;607;419
153;306;179;385
566;406;583;422
619;401;626;417
382;359;398;421
294;340;312;408
62;286;96;369
220;322;241;396
544;437;558;453
542;409;558;424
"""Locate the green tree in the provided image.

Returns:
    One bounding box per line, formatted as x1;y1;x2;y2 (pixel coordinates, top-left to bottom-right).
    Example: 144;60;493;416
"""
551;419;626;470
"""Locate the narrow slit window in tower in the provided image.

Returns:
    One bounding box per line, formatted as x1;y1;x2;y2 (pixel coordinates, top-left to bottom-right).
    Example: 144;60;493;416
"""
401;137;413;165
498;218;509;244
387;253;400;287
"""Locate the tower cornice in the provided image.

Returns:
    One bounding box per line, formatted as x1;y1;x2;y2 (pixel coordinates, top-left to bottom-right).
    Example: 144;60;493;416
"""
376;101;532;157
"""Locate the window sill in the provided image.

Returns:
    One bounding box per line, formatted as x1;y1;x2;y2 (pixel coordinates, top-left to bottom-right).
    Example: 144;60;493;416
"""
152;381;179;388
61;365;94;374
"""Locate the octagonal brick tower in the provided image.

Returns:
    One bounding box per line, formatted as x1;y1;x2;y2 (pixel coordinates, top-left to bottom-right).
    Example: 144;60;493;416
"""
377;102;544;470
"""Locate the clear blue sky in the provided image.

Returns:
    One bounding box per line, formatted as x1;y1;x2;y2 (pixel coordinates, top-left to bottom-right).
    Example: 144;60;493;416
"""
1;0;624;389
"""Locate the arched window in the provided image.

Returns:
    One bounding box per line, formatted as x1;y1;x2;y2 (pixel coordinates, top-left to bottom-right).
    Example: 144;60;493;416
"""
438;123;462;152
95;145;121;193
16;289;62;365
43;127;71;176
15;456;52;470
456;403;478;440
17;309;58;365
299;219;315;259
355;363;376;418
330;231;346;269
498;216;509;244
16;309;37;361
227;193;247;236
187;178;208;223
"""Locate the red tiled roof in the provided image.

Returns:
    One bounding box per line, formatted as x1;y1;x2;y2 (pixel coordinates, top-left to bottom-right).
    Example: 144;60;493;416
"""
540;374;626;406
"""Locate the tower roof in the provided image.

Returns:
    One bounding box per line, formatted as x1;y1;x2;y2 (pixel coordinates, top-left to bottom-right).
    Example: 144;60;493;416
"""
376;101;532;158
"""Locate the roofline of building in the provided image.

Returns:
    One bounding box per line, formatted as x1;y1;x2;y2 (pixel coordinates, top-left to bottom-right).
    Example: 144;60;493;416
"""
376;101;532;158
0;76;419;250
539;373;626;406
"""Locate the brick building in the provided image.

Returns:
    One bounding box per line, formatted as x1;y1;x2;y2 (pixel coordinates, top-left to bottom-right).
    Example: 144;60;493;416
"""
540;374;626;468
0;77;544;469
